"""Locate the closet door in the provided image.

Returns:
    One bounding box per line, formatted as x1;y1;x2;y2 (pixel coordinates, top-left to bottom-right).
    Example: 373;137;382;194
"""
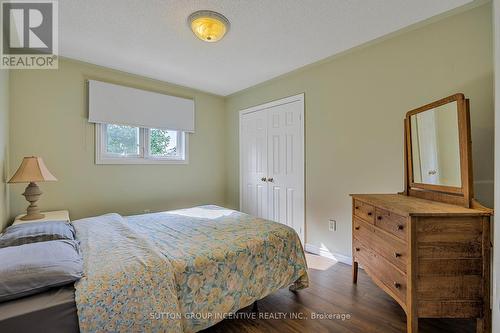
240;94;304;244
267;100;304;242
240;109;268;219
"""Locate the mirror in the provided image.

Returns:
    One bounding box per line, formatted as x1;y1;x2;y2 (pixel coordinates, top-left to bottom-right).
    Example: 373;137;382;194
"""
410;101;461;187
405;93;473;208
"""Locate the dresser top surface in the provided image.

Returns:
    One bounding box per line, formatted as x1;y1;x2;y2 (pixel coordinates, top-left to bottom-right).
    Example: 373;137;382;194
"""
350;194;491;217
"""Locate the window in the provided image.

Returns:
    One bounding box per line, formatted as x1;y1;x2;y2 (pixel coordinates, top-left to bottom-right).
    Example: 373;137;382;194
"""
96;124;187;164
105;124;141;156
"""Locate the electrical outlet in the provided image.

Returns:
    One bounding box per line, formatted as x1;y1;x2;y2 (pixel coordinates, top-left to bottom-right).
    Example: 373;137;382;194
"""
329;219;337;232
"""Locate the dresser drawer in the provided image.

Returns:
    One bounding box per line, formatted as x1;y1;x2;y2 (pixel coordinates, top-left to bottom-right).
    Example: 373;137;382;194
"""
353;218;407;272
375;208;407;241
353;238;407;305
353;200;375;223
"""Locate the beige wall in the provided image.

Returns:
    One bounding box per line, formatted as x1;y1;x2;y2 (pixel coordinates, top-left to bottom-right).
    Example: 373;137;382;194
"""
225;4;494;257
0;69;9;231
9;59;227;221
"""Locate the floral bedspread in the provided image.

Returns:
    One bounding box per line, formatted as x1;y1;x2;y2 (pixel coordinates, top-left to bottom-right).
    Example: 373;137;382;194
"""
73;205;309;332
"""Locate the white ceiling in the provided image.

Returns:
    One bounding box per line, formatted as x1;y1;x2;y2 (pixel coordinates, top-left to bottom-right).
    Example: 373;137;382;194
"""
60;0;474;96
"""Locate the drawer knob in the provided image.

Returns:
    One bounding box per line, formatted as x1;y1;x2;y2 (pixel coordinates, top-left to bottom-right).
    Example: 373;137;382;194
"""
355;206;360;210
367;212;373;216
377;216;382;220
396;224;404;231
354;226;360;230
261;177;267;182
393;282;401;289
355;247;360;252
394;252;402;258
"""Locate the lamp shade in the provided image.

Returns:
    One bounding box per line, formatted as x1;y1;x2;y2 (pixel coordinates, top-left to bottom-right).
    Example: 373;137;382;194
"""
8;157;57;183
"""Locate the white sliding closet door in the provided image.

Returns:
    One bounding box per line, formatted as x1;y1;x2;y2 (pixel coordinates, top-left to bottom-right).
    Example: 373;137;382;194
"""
240;94;305;243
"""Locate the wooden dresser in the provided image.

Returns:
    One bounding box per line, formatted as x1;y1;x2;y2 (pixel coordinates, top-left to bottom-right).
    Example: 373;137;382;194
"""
351;95;493;333
351;194;491;333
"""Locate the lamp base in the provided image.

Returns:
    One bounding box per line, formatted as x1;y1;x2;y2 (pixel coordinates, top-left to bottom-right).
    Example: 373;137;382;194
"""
21;182;44;221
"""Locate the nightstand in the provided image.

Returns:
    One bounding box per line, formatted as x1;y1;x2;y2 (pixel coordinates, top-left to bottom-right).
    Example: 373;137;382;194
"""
13;210;70;225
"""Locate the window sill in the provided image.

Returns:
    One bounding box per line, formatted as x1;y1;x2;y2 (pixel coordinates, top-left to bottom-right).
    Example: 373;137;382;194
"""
95;157;188;165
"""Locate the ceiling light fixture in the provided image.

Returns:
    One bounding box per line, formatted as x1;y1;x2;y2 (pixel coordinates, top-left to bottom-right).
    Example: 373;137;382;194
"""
188;10;230;43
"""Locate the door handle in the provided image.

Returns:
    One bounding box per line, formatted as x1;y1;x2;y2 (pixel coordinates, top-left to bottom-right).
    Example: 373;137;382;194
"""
261;177;267;182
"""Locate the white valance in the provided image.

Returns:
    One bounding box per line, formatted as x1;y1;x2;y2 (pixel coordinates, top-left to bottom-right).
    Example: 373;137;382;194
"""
88;80;195;132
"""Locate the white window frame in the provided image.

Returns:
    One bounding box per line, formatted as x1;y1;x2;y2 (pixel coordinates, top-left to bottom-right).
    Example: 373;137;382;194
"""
95;124;189;165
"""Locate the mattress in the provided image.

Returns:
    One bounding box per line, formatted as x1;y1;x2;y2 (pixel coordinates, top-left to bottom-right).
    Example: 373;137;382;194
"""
0;285;79;333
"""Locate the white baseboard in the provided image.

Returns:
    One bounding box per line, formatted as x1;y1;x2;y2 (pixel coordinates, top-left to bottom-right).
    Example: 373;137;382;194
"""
305;243;352;265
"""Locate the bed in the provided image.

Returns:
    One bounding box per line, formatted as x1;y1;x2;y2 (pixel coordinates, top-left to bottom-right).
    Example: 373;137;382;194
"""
77;205;308;332
0;205;308;333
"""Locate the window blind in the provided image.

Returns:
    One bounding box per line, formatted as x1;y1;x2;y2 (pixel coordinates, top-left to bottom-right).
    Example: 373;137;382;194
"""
88;80;195;132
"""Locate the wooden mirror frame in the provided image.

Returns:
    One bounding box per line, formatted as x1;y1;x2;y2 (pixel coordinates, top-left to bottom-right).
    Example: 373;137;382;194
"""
404;93;473;207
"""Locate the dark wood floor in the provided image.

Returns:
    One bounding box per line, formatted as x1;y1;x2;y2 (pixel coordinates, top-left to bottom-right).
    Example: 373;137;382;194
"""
202;253;475;333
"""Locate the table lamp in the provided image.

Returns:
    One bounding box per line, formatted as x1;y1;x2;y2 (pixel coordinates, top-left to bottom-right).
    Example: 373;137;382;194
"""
8;156;57;221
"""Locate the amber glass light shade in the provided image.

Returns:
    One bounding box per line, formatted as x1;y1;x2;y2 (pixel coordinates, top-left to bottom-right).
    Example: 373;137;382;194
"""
189;10;230;42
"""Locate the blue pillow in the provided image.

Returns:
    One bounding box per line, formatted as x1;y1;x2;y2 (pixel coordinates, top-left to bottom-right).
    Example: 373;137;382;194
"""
0;239;83;302
0;221;76;248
